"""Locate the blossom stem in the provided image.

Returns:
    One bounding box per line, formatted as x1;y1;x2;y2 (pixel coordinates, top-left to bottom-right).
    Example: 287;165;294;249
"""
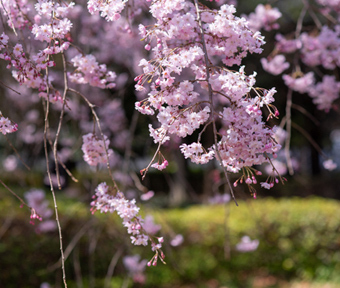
43;66;68;288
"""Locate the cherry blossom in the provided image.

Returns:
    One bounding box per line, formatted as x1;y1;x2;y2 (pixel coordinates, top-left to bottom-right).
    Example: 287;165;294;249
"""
261;55;290;75
123;255;147;284
68;54;117;89
282;72;315;94
0;115;18;135
308;75;340;112
170;234;184;247
91;182;165;264
81;133;114;166
135;2;280;188
236;236;259;252
24;189;57;232
323;159;337;171
245;4;282;32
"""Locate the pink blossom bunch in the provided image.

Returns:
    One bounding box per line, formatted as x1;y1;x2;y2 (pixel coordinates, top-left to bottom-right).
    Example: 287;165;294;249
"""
0;1;73;102
91;182;165;264
24;189;57;232
300;26;340;69
170;234;184;247
323;159;337;171
261;55;290;76
87;0;127;21
282;72;315;94
151;159;168;171
140;190;155;201
0;33;45;86
274;34;302;54
123;255;147;284
260;10;340;112
277;69;339;113
308;75;340;112
180;142;215;165
0;115;18;135
135;2;280;186
0;0;30;29
25;189;53;219
208;193;231;204
32;1;74;43
316;0;340;14
81;133;113;166
217;95;281;173
245;4;282;32
68;54;116;89
236;236;259;252
143;215;161;235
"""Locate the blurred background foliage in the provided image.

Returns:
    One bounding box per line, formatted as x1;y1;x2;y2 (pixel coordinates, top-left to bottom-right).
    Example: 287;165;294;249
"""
1;195;340;287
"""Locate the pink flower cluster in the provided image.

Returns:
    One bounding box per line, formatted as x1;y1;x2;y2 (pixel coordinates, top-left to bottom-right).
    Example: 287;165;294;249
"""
81;133;113;166
0;33;45;87
0;0;74;102
91;182;165;265
87;0;127;21
323;159;337;171
316;0;340;15
309;75;340;111
135;2;280;186
123;255;147;284
0;115;18;135
0;0;29;29
218;92;281;173
261;55;290;76
151;160;168;171
259;8;340;112
282;73;340;112
236;236;259;252
282;72;314;94
208;193;231;204
245;4;282;32
180;142;215;165
32;1;74;43
68;54;116;89
300;26;340;70
24;189;57;233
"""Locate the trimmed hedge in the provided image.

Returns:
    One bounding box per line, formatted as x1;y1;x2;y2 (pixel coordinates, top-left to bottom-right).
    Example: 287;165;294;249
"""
1;196;340;287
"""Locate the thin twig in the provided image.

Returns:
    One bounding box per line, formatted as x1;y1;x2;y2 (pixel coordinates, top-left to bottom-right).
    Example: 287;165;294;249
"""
47;221;93;273
284;88;294;175
291;103;320;126
73;247;83;288
0;0;18;35
104;247;124;288
88;227;101;288
0;214;13;240
4;135;31;170
301;0;322;30
0;178;30;209
68;88;120;192
46;132;79;183
130;171;148;193
53;52;69;189
291;122;327;158
0;80;21;95
296;2;308;39
43;65;68;288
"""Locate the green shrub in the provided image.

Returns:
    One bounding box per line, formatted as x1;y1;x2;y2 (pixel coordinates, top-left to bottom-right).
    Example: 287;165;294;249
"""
1;197;340;287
